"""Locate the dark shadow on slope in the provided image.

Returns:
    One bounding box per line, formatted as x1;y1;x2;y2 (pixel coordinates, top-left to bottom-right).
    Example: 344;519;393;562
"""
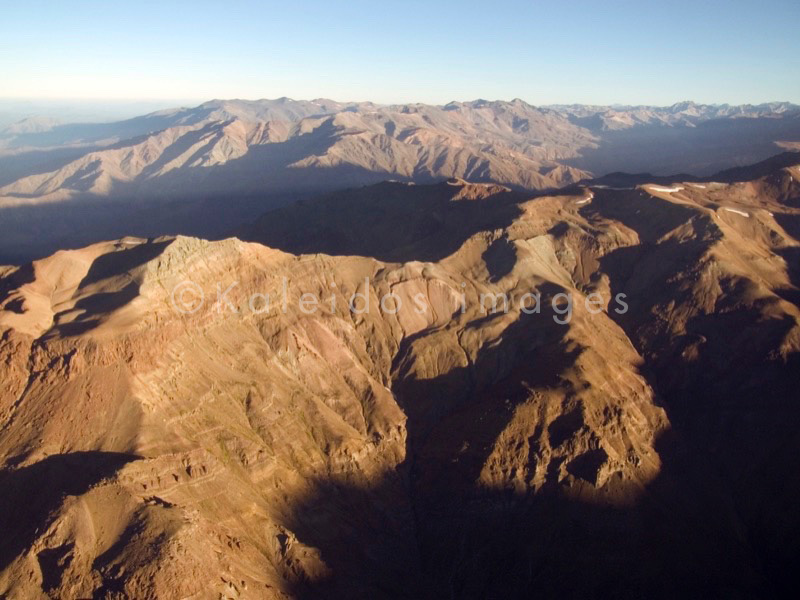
0;262;35;304
482;236;517;282
281;426;774;597
238;182;526;263
43;239;173;338
78;239;173;287
0;452;140;572
279;281;793;598
280;288;587;598
1;109;216;150
594;203;800;599
0;146;107;187
386;284;761;598
0;118;370;263
773;212;800;243
49;283;140;337
274;470;425;600
713;151;800;183
101;116;363;202
564;118;800;176
60;159;104;193
581;187;710;243
0;191;299;265
572;150;800;192
777;247;800;297
278;191;800;598
136;121;231;180
0;118;446;264
576;171;699;189
36;542;76;592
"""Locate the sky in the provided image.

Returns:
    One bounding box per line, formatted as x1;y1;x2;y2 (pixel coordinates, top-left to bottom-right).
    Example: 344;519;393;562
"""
2;0;799;107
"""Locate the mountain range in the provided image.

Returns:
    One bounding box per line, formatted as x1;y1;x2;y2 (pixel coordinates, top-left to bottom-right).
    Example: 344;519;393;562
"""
1;98;799;263
1;150;799;598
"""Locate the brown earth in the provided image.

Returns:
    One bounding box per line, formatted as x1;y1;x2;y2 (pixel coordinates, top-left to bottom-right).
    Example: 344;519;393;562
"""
1;160;799;598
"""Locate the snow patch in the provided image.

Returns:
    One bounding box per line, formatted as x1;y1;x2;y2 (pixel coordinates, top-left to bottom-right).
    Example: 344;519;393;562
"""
647;185;684;193
723;207;750;217
575;199;591;205
486;336;503;349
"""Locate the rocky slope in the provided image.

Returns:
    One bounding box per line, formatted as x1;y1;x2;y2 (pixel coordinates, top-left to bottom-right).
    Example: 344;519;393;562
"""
0;160;799;598
2;99;800;264
0;99;594;206
3;99;800;206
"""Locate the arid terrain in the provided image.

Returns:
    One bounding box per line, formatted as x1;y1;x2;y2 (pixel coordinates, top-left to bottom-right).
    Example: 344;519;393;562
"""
1;99;799;263
1;148;799;598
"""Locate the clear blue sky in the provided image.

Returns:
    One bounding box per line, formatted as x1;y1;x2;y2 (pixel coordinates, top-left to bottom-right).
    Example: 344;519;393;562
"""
2;0;799;106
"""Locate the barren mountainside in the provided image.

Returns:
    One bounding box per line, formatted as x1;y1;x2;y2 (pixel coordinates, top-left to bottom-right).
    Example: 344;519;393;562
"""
1;156;799;598
0;99;596;204
1;99;800;264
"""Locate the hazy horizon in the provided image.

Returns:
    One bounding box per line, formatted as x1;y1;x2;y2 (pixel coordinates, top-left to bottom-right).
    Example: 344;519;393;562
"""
2;96;798;129
3;96;799;106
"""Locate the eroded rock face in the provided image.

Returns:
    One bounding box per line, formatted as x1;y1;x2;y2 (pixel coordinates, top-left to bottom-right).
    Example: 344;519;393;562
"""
1;166;799;598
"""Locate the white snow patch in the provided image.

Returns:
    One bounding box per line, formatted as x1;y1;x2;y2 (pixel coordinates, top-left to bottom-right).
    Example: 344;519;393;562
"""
723;207;750;217
575;199;591;205
688;183;707;189
647;185;684;193
487;336;503;349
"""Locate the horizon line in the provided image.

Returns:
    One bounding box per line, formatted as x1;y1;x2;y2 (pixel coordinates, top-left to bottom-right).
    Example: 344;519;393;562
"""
2;96;799;109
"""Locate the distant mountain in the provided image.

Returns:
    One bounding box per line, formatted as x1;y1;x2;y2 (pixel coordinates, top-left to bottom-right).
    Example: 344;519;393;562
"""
4;99;799;204
550;100;800;130
0;98;799;262
0;116;61;136
0;98;594;205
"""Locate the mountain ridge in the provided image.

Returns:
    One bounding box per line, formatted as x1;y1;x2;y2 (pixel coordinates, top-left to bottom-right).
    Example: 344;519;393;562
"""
1;97;799;264
1;153;798;597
